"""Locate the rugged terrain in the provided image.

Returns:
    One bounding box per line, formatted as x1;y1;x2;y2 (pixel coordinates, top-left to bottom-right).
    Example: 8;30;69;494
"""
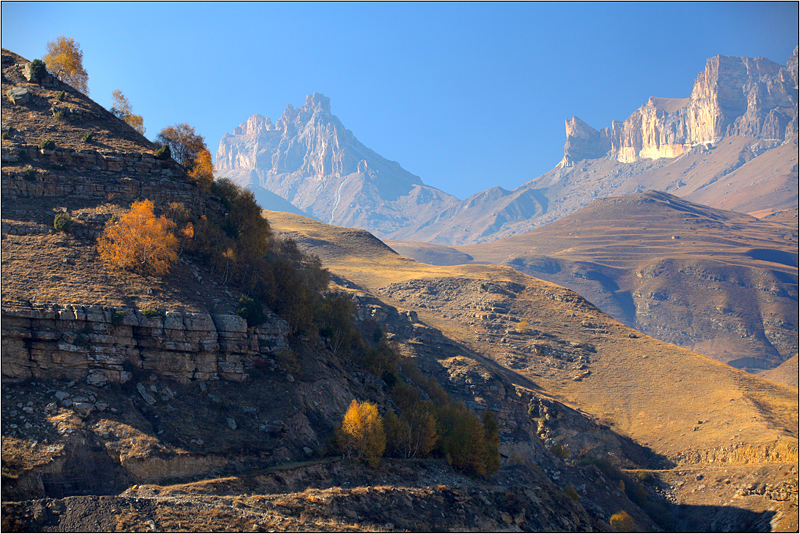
268;209;798;531
394;48;798;245
390;190;799;374
2;47;797;532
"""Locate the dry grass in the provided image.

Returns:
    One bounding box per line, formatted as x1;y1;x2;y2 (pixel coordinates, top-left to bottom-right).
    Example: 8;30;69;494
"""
268;210;798;464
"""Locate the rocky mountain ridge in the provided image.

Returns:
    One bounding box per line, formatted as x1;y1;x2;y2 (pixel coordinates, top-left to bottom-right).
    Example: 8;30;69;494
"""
388;48;799;245
215;50;797;247
561;50;798;167
215;93;458;238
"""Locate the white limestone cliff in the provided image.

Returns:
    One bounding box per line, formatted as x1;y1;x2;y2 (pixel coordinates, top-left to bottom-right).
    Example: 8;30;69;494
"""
562;48;798;165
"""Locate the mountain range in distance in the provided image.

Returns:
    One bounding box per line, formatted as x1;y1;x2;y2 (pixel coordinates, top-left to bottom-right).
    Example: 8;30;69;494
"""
216;47;798;245
216;47;798;376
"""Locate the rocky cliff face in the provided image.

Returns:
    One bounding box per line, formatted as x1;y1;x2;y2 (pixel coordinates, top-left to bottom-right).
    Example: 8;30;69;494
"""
215;93;458;238
1;304;290;384
560;48;799;166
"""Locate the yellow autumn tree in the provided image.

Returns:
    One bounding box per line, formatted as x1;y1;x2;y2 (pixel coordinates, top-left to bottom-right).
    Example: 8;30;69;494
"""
97;199;178;276
111;90;146;135
43;36;89;94
188;148;214;190
337;400;386;466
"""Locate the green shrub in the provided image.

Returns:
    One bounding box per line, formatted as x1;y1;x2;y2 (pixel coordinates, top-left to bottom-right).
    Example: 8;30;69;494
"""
50;162;66;171
56;90;66;101
28;59;47;82
1;132;8;140
236;295;267;327
23;166;36;181
550;442;570;460
154;144;171;160
82;131;94;143
563;485;580;502
53;213;71;232
53;110;66;121
111;309;127;324
141;307;161;318
39;139;56;150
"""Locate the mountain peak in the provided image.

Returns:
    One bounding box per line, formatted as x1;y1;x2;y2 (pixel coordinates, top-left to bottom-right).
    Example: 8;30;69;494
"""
215;94;457;237
305;92;331;113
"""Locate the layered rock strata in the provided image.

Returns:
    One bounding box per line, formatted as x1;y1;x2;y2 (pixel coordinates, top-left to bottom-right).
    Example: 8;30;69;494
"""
1;144;214;216
1;305;290;384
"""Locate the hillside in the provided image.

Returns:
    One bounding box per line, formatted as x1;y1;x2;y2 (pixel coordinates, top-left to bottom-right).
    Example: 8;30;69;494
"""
2;47;797;532
0;48;685;533
389;49;798;245
392;190;799;373
268;209;798;530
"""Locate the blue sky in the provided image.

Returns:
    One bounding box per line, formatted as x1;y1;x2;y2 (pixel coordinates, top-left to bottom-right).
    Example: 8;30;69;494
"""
2;2;797;200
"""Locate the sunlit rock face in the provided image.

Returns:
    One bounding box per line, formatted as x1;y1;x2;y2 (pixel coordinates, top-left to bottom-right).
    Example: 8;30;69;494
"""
215;93;458;238
566;48;798;164
559;117;611;167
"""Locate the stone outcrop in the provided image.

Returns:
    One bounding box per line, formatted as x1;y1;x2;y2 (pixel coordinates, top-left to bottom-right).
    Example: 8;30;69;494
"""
1;144;214;215
559;117;612;167
1;304;290;384
215;93;458;238
560;48;799;165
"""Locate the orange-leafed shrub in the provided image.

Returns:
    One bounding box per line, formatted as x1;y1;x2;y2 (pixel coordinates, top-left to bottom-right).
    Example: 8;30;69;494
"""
188;149;214;190
610;510;635;532
97;199;178;276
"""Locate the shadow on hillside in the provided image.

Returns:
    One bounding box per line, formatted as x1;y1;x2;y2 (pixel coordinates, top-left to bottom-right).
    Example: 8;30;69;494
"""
411;329;677;472
667;502;776;532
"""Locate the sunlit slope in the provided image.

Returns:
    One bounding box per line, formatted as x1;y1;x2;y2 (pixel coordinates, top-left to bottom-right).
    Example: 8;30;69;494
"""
266;210;798;463
451;190;799;372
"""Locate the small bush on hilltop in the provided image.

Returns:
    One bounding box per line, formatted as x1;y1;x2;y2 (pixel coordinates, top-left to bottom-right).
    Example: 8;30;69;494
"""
44;36;89;95
53;212;71;232
39;139;56;150
82;131;94;143
97;199;178;276
154;144;171;160
27;59;47;83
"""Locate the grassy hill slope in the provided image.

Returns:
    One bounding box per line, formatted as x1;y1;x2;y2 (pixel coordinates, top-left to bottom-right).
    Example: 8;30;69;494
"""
391;191;799;374
267;210;798;463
